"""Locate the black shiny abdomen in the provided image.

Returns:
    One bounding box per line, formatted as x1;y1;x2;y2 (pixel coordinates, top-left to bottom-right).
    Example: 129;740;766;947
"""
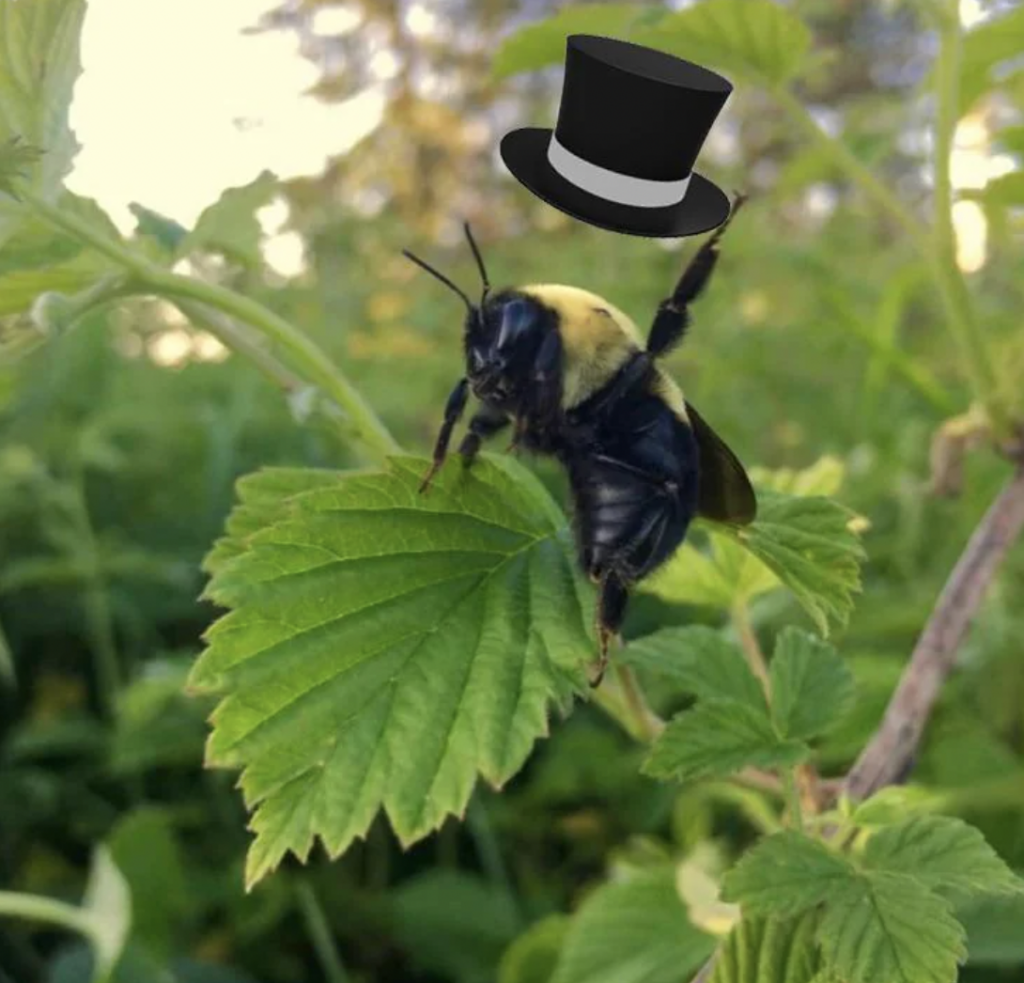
559;360;699;586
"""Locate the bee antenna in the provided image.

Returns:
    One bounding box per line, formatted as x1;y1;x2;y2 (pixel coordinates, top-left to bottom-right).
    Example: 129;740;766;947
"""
463;222;491;305
402;248;475;315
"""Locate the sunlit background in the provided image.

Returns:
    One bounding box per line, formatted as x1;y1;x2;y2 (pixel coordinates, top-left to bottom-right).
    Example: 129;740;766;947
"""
67;0;1015;291
5;2;1024;979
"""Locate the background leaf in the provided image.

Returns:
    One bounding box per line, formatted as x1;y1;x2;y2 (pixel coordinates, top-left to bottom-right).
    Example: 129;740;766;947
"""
642;0;813;86
106;807;190;959
390;869;521;983
82;847;133;983
499;915;569;983
958;893;1024;966
180;171;278;268
191;455;593;888
955;6;1024;115
491;6;663;81
550;867;715;983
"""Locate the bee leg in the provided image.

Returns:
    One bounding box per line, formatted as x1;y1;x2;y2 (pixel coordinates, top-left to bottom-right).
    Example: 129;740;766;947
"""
506;418;525;454
648;191;748;359
420;378;469;493
590;570;629;687
458;406;510;466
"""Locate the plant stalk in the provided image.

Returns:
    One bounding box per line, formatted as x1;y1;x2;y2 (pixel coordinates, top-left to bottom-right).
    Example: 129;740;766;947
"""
22;191;400;464
295;881;350;983
613;663;664;742
731;602;770;695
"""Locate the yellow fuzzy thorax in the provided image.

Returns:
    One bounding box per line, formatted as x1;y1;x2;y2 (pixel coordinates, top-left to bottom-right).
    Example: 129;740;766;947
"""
520;284;686;416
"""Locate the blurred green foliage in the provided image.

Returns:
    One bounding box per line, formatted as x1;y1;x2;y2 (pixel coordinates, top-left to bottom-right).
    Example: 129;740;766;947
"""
2;0;1024;981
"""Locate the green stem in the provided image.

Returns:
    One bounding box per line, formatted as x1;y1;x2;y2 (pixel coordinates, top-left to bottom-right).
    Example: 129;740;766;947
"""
21;191;151;276
142;270;399;461
0;891;94;937
932;0;961;272
467;796;524;928
784;767;805;832
172;300;307;395
613;663;663;742
295;880;350;983
0;889;114;982
771;85;1010;438
731;601;770;696
68;477;121;720
21;191;400;464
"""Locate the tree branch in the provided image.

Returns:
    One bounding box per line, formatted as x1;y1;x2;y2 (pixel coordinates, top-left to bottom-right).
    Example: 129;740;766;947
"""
844;463;1024;801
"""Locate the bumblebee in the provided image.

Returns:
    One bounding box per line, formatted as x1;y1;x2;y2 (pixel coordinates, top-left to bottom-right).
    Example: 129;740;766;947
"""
404;196;756;681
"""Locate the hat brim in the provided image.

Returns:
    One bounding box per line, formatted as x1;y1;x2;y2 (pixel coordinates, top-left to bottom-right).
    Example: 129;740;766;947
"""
500;127;730;238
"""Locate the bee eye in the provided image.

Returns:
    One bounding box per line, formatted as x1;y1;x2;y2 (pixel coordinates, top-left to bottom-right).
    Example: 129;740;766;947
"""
496;299;533;350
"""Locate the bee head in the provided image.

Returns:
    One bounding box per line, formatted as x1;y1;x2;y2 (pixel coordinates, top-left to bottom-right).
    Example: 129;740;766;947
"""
403;224;546;411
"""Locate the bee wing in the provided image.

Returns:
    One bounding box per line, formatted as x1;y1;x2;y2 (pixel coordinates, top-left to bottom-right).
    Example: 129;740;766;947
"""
685;401;757;525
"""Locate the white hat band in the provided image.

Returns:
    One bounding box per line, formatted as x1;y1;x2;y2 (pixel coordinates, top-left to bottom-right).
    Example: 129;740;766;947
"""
547;134;691;209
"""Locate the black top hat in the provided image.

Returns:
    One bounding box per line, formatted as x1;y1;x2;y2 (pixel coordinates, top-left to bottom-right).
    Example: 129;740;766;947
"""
501;35;733;237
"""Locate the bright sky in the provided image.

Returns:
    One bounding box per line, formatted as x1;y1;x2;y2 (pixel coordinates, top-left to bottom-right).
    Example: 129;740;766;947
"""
66;0;1007;278
67;0;385;234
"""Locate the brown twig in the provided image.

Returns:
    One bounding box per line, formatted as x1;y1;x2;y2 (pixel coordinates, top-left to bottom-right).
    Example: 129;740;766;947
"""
844;463;1024;801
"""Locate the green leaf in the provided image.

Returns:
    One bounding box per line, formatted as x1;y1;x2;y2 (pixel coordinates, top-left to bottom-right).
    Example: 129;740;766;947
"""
619;626;767;714
106;807;189;958
111;655;209;774
721;832;854;918
956;6;1024;116
82;847;133;983
710;913;822;983
769;628;855;741
129;203;189;259
850;785;946;827
863;815;1024;899
492;6;665;81
391;870;521;982
0;0;86;245
0;136;42;199
961;171;1024;211
645;460;865;634
0;614;14;689
644;535;778;611
958;892;1024;966
550;867;715;983
644;700;806;784
191;455;593;888
642;0;813;86
499;916;569;983
202;467;347;577
720;490;865;635
180;171;277;267
817;872;965;983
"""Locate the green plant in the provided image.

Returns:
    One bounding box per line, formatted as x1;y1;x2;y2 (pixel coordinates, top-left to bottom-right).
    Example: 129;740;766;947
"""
3;1;1024;982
